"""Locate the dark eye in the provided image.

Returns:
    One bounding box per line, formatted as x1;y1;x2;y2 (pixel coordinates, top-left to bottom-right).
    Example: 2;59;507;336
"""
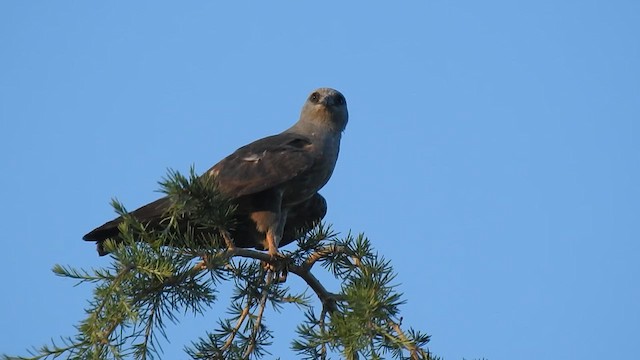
309;92;320;103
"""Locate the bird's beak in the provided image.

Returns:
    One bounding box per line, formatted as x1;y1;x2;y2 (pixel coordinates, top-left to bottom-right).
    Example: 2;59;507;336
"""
320;96;337;108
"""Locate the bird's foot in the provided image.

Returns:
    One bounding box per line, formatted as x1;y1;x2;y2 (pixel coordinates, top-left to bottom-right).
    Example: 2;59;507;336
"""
263;252;289;283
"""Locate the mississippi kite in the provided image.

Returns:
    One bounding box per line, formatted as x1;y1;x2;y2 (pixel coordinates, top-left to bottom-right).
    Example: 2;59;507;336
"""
83;88;348;257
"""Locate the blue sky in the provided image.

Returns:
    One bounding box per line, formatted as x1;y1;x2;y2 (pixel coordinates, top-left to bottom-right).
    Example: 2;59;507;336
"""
1;1;638;359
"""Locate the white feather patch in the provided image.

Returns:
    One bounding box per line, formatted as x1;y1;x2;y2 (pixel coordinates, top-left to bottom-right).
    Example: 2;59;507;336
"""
242;153;263;163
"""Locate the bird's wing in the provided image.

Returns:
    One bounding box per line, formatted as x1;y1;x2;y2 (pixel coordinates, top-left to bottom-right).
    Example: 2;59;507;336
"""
210;132;316;197
83;133;316;249
82;197;171;242
280;192;326;247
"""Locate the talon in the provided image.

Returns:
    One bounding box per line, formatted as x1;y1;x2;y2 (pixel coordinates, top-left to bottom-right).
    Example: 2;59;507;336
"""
262;252;289;282
276;270;288;283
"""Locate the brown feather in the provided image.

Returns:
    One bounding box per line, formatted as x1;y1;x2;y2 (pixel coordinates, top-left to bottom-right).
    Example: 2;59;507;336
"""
83;88;347;257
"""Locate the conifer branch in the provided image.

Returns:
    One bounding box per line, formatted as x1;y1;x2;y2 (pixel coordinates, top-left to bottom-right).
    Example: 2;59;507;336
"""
221;300;251;352
302;244;346;271
242;271;273;359
3;168;435;360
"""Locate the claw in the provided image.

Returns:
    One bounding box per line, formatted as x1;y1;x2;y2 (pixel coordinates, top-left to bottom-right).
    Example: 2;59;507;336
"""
262;252;289;282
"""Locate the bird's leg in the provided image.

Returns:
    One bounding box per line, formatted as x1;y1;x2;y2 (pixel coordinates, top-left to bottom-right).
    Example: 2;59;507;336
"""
265;211;289;281
265;208;288;258
264;228;285;274
265;229;282;258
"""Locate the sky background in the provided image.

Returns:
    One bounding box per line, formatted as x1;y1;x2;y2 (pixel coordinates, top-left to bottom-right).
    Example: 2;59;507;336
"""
1;1;639;359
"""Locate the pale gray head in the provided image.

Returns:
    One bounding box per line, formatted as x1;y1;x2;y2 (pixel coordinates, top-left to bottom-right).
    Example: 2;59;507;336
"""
298;88;348;133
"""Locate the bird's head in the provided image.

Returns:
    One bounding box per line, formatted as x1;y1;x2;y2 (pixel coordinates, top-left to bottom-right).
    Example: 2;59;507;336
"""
299;88;348;133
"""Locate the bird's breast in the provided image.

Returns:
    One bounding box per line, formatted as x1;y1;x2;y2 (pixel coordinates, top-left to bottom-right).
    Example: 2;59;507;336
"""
282;138;340;206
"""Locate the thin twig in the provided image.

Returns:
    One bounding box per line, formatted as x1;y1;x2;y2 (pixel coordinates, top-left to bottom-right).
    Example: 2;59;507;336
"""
218;248;344;313
89;263;137;353
319;307;328;360
223;248;271;262
135;247;340;314
242;271;274;359
288;265;343;313
220;228;236;250
221;299;252;352
388;320;423;360
302;245;346;271
131;260;205;304
130;245;343;340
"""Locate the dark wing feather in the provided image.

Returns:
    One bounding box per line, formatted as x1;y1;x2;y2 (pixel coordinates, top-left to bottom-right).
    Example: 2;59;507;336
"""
279;192;326;247
82;192;326;254
84;133;318;255
83;133;312;243
210;133;315;197
82;197;170;242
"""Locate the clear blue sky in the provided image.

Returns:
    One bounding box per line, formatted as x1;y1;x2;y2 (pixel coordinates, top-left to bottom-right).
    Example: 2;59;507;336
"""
1;1;638;359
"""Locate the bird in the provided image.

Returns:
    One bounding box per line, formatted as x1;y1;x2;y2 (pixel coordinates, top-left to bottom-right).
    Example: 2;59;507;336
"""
83;88;348;257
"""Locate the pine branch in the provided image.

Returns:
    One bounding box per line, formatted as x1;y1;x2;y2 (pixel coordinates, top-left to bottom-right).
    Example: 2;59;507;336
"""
4;168;435;360
221;299;251;352
242;271;273;359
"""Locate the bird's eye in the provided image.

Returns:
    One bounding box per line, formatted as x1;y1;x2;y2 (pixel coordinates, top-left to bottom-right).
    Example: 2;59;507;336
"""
309;92;320;103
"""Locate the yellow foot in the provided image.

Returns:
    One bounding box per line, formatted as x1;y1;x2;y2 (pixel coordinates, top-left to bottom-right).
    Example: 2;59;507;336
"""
262;252;289;282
